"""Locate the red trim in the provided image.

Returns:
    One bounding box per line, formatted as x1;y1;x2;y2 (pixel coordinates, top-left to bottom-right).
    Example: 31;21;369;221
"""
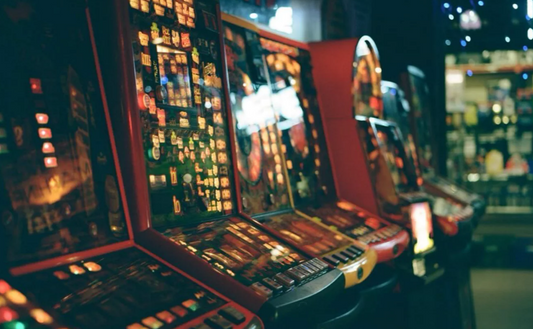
86;8;134;241
258;29;309;50
370;230;410;263
218;7;244;215
10;241;134;276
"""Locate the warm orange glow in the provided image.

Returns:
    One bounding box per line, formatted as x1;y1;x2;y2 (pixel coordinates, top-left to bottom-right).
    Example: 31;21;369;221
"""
69;265;86;275
38;128;52;139
35;113;49;124
42;142;55;154
30;309;53;324
83;262;102;272
5;290;27;305
44;157;58;168
411;202;434;254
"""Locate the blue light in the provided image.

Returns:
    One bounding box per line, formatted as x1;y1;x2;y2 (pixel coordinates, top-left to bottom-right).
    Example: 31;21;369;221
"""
390;88;397;96
527;15;531;21
467;70;473;77
524;45;529;51
523;73;529;80
444;2;450;9
457;6;463;13
161;76;169;84
445;39;452;46
461;40;467;47
478;0;484;6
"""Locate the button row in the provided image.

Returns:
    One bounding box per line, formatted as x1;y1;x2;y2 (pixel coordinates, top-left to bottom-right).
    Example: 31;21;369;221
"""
323;246;364;266
359;224;402;244
250;259;328;298
189;306;246;329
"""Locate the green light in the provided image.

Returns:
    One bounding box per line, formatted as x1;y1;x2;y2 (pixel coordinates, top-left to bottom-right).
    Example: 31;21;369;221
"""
4;321;26;329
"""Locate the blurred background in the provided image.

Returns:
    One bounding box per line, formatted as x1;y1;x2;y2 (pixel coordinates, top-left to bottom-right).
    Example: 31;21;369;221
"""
219;1;533;328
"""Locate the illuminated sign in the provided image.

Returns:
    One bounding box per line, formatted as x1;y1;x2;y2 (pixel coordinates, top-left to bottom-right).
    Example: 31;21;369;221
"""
411;202;434;254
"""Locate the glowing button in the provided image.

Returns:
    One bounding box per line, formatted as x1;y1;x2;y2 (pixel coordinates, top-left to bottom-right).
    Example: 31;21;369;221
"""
44;157;58;168
53;271;70;280
0;307;18;322
155;310;176;323
0;280;11;294
5;290;27;305
83;262;102;272
30;309;53;324
35;113;49;124
69;265;86;275
38;128;52;139
29;78;42;94
0;296;5;307
42;142;55;154
141;316;163;329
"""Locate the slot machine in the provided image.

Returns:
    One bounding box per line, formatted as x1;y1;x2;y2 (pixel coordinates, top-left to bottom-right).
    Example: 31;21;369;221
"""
399;66;486;226
381;81;475;247
0;1;263;329
310;38;442;283
257;27;410;265
221;15;373;329
92;0;345;325
221;16;377;289
381;81;478;329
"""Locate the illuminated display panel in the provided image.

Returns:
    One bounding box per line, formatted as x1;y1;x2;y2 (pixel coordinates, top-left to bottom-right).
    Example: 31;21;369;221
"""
262;41;336;208
224;24;291;215
130;3;235;227
381;83;422;186
261;39;388;243
370;120;419;195
0;0;128;267
130;6;311;289
407;70;434;177
410;202;434;254
352;38;383;118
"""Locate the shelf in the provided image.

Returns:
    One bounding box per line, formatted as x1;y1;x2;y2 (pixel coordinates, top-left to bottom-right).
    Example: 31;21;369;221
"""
447;63;533;74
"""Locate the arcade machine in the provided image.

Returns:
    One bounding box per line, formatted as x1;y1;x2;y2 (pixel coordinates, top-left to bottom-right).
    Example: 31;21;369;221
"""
310;37;442;285
93;0;345;324
222;15;377;329
381;81;478;329
381;81;475;246
399;66;486;225
258;29;410;264
222;16;376;289
0;1;263;329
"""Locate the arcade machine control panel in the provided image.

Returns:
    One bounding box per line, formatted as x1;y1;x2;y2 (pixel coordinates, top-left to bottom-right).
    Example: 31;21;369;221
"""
0;279;64;329
96;0;345;323
0;1;262;328
222;16;376;288
257;33;409;263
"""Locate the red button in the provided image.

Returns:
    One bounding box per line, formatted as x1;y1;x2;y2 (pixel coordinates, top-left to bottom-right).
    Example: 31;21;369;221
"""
0;307;18;323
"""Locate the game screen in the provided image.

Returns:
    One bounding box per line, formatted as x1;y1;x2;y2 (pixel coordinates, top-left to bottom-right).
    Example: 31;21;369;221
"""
129;4;313;290
371;121;419;194
410;202;434;254
0;0;128;267
262;39;336;207
352;38;383;118
408;69;434;177
382;84;422;184
224;24;291;215
129;0;236;228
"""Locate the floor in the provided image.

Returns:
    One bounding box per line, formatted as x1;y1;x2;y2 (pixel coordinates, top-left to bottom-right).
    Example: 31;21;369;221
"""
471;216;533;329
472;269;533;329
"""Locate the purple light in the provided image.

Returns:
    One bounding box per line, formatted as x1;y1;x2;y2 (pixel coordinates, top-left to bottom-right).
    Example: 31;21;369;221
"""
467;70;473;77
